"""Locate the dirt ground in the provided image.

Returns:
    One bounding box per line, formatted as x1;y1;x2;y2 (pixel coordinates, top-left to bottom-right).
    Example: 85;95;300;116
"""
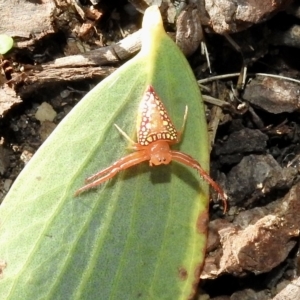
1;0;300;299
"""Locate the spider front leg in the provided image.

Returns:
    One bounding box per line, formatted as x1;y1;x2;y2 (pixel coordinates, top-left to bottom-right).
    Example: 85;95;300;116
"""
75;151;149;196
176;106;188;143
171;150;228;212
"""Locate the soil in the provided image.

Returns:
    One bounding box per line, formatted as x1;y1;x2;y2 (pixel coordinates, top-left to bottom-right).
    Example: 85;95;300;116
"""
1;0;300;299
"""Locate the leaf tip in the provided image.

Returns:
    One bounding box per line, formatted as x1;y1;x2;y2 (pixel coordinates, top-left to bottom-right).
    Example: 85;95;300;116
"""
0;34;14;54
142;5;163;33
140;5;166;58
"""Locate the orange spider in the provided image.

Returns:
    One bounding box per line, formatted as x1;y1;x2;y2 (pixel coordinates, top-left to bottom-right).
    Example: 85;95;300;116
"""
75;85;227;211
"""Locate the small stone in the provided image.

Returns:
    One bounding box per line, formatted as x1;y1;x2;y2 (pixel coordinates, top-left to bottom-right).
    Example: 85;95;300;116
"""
20;150;33;164
60;90;71;99
3;179;12;191
226;154;288;204
243;77;300;114
35;102;57;122
215;128;268;155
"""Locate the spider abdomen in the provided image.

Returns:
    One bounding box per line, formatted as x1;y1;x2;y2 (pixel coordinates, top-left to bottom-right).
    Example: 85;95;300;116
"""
137;86;178;146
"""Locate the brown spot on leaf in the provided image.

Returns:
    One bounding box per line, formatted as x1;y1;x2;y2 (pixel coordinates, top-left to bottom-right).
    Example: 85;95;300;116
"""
178;267;188;280
186;210;209;299
0;260;7;279
196;210;209;234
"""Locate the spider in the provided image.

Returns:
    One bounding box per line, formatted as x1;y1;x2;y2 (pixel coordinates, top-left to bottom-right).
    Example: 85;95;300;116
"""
75;85;227;211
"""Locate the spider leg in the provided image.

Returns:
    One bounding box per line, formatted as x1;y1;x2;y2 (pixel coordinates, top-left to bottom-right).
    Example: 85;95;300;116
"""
114;124;136;145
74;151;149;196
177;106;188;142
171;150;228;212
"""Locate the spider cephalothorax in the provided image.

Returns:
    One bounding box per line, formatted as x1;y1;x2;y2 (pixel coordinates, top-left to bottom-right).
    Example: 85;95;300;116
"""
75;85;227;211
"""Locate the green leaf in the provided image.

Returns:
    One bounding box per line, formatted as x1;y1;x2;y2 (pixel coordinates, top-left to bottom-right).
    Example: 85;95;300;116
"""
0;6;209;300
0;34;13;54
